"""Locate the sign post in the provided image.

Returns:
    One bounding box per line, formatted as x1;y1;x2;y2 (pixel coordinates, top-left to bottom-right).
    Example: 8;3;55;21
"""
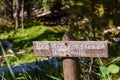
33;32;108;80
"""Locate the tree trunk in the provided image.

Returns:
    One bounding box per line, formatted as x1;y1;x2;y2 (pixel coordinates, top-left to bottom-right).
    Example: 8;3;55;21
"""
115;0;120;26
24;0;31;19
15;0;20;30
24;0;32;26
21;0;24;29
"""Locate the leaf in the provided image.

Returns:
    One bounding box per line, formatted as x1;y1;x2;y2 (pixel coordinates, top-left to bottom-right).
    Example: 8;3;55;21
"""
46;74;62;80
118;78;120;80
107;64;119;74
100;66;109;77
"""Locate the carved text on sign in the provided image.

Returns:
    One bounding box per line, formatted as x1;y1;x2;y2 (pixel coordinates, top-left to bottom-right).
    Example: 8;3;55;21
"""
33;41;108;57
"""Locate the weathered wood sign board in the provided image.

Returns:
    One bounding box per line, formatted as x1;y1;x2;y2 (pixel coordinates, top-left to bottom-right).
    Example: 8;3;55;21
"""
33;41;108;57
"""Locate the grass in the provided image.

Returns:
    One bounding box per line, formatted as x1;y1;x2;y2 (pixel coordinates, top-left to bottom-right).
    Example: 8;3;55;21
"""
1;25;65;49
0;25;66;65
2;52;45;66
0;25;65;79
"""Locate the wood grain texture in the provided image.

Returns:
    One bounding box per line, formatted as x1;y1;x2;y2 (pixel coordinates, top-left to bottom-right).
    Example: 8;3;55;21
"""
62;57;81;80
62;31;81;80
33;41;108;57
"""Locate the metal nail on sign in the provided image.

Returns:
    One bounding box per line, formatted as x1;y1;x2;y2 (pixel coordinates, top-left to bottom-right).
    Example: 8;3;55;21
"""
33;41;108;57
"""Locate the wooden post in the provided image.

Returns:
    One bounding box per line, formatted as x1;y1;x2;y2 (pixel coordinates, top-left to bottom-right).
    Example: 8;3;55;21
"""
62;31;81;80
62;57;81;80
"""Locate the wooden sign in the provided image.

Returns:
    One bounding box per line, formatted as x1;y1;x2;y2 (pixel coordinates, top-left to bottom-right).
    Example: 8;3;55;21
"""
33;41;108;57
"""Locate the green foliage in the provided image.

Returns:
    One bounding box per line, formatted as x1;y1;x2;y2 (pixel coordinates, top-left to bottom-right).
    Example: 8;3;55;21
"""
0;42;16;80
0;25;65;65
0;25;64;50
100;66;109;77
118;78;120;80
99;58;120;80
0;18;14;32
42;0;49;12
2;52;43;66
108;64;119;74
0;0;4;9
0;37;63;80
46;74;62;80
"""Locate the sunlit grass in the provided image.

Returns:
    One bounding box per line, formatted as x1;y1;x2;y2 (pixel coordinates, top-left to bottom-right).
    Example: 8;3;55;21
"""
2;52;45;66
0;25;65;49
0;25;65;65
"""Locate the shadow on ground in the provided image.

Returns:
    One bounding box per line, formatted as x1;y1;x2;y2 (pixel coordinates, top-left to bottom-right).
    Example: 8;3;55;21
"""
8;29;64;49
